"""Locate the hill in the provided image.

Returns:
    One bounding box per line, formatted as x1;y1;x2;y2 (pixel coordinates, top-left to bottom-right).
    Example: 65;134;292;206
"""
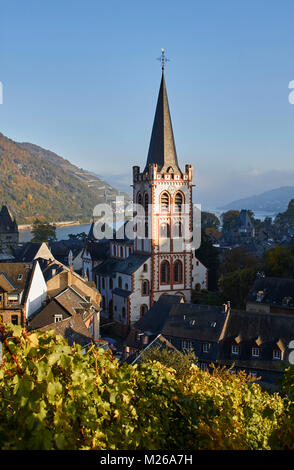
0;133;131;224
218;186;294;213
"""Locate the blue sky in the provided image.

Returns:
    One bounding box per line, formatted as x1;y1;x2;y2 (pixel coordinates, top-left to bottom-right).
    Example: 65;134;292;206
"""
1;0;294;209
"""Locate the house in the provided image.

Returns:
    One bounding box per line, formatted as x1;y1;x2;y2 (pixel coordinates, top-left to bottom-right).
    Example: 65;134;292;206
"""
0;261;47;326
123;295;230;371
13;241;54;264
0;205;19;248
42;259;101;309
39;314;93;351
246;276;294;315
49;239;85;273
28;284;101;343
217;309;294;389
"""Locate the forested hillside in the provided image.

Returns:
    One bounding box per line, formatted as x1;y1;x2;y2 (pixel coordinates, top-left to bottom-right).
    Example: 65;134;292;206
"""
0;133;130;224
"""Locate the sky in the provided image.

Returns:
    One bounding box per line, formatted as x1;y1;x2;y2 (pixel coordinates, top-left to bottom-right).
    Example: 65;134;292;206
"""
1;0;294;210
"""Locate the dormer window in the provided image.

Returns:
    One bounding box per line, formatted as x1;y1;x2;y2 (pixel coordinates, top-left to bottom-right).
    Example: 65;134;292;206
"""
231;344;240;355
251;347;260;358
202;342;211;353
54;314;63;323
273;349;282;360
17;274;23;280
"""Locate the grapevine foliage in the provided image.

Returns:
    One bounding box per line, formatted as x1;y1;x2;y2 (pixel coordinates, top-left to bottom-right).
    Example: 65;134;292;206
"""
0;323;289;450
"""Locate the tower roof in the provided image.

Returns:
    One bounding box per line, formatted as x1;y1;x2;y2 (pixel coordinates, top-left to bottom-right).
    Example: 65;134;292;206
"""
144;71;181;174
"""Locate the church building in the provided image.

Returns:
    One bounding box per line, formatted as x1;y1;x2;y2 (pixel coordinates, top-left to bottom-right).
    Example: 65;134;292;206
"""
82;60;207;336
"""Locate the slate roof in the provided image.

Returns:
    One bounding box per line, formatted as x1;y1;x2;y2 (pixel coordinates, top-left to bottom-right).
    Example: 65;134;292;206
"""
0;205;18;233
161;304;228;342
94;253;150;277
84;240;110;261
247;277;294;308
40;313;92;347
234;210;254;231
0;262;35;301
144;71;181;174
112;287;132;298
134;294;183;335
131;334;179;365
218;309;294;372
13;242;53;263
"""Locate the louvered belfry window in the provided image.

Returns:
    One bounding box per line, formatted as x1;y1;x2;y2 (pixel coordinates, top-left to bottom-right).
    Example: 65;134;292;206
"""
175;192;183;212
160;192;169;212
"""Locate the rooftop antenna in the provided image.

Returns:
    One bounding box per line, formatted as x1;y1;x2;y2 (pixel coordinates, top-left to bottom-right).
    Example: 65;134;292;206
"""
157;48;170;71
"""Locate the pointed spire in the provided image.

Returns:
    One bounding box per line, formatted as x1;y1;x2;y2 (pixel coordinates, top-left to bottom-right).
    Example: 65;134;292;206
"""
144;69;181;174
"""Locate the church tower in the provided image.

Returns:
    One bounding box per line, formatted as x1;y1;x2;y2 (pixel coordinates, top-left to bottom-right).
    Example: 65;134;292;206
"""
132;53;198;303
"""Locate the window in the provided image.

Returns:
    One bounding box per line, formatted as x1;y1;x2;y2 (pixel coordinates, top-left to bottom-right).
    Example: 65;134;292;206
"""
102;278;105;289
109;278;113;289
173;221;183;238
202;343;210;353
231;344;240;355
174;192;184;212
173;260;183;284
122;307;126;319
8;295;19;304
198;362;208;371
137;192;143;206
54;314;63;323
182;339;193;351
144;193;149;214
142;280;149;295
160;222;170;238
143;263;148;272
125;283;128;290
102;296;106;310
11;315;18;325
140;304;148;317
273;349;282;360
118;277;122;288
17;274;23;280
160;261;170;284
113;245;116;256
160;192;170;212
145;221;149;239
120;247;124;258
251;347;260;358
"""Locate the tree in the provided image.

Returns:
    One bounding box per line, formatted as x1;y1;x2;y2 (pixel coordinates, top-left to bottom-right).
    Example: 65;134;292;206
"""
221;210;240;232
219;246;260;277
139;345;197;379
218;266;257;309
264;246;294;278
201;211;220;230
31;218;57;242
195;230;220;291
0;323;286;450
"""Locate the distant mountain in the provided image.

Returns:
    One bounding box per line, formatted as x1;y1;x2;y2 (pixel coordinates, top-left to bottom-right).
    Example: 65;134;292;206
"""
218;187;294;214
0;133;131;225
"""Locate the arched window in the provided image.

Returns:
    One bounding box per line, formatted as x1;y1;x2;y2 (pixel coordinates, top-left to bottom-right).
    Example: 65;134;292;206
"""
140;304;148;317
118;277;122;288
137;192;143;206
173;260;183;284
145;221;149;239
122;307;126;319
144;193;149;214
143;263;148;272
120;246;124;258
142;280;149;295
174;192;184;212
160;260;170;284
160;192;170;212
160;222;170;238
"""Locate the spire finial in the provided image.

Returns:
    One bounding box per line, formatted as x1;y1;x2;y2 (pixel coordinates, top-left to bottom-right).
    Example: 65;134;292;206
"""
157;48;169;71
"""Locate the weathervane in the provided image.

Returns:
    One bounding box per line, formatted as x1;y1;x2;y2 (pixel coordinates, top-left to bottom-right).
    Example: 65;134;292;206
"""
157;48;170;71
